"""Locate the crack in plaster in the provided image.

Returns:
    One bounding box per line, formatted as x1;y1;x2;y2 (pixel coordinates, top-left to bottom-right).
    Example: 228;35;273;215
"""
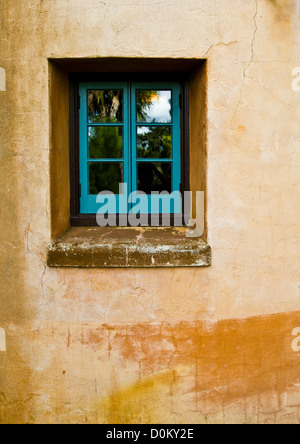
232;0;258;123
245;0;258;78
201;40;240;59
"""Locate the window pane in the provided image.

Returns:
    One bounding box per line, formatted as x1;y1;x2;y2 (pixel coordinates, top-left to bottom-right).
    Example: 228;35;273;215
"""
89;162;123;195
137;162;172;194
88;126;123;159
137;126;172;159
88;90;123;123
136;90;172;123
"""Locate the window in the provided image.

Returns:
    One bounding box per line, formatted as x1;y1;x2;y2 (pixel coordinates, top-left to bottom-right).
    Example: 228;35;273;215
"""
70;76;189;227
48;60;211;268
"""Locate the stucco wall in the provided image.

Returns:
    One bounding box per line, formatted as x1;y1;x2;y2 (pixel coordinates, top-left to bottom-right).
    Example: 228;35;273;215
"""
1;0;300;424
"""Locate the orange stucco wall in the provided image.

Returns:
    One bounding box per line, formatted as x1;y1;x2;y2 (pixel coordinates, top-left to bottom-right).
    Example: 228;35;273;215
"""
1;0;300;424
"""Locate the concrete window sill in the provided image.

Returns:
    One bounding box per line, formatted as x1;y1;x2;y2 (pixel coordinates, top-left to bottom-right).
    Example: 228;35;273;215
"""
47;227;211;269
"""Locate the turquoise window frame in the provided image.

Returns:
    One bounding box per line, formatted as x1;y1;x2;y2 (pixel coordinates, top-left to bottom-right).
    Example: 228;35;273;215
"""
79;82;130;214
78;81;181;215
131;82;181;214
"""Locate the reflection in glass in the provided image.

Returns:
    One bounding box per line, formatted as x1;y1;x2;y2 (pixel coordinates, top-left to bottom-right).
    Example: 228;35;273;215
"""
137;162;172;194
89;126;123;159
88;90;123;123
136;90;172;123
137;126;171;159
89;162;123;195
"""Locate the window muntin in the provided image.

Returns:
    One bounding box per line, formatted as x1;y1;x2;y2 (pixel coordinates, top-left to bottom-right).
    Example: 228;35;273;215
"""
79;81;181;216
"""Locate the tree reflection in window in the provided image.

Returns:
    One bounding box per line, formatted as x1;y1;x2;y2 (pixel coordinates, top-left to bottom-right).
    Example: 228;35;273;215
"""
137;126;171;159
89;126;123;159
86;89;174;195
88;90;123;123
136;90;172;123
138;163;172;194
89;163;123;195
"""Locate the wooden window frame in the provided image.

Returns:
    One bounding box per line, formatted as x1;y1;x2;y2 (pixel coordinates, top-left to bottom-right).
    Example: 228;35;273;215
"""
69;73;190;227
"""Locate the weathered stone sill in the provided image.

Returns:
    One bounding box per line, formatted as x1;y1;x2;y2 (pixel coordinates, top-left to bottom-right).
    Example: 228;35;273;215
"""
47;227;211;269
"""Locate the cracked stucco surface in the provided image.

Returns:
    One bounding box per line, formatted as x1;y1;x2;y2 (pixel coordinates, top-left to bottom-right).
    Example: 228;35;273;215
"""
1;0;300;424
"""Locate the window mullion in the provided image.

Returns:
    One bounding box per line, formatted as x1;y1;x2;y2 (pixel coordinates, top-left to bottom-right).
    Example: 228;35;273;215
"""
128;82;133;209
130;82;137;205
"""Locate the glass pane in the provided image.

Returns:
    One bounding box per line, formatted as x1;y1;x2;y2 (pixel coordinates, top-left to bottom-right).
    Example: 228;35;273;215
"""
136;90;172;123
89;162;123;195
137;126;171;159
137;162;172;194
88;90;123;123
88;126;123;159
